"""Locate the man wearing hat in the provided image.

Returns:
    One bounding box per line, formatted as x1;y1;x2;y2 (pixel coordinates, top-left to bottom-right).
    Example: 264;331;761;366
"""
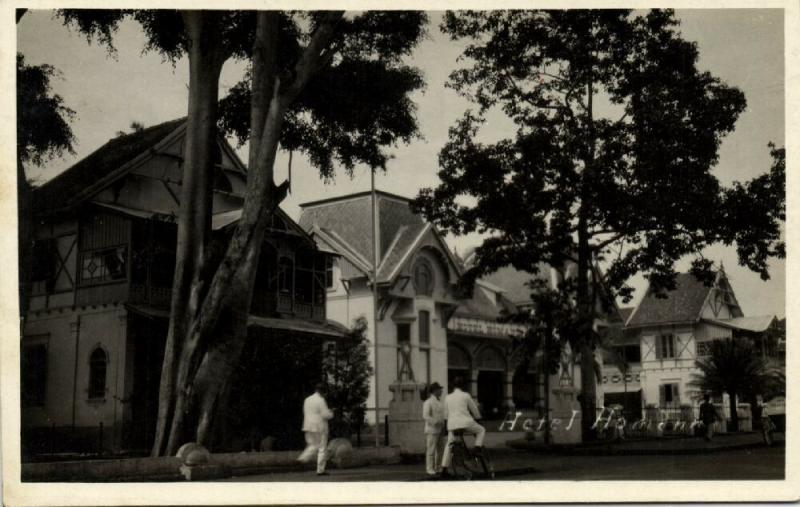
422;382;446;476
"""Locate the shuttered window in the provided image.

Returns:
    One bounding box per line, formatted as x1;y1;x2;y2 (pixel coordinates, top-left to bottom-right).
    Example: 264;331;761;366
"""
657;334;675;359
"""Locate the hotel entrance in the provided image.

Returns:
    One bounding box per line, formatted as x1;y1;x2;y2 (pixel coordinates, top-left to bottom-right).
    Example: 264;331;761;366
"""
475;347;506;420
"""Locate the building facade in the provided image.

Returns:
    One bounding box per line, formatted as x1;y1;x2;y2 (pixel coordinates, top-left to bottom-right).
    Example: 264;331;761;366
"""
601;269;779;424
21;119;345;456
299;191;463;424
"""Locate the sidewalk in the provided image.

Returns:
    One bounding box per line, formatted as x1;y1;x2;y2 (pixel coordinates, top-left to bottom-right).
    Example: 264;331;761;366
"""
507;431;783;455
22;446;401;482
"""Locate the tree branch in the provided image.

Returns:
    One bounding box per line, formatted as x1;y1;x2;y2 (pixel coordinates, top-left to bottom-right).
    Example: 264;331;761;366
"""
282;11;345;102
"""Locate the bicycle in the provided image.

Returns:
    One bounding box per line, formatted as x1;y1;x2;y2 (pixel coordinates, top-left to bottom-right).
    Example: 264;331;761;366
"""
448;429;495;480
761;409;777;446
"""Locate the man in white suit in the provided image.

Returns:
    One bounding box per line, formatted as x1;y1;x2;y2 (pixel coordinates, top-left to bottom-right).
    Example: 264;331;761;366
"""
298;382;334;475
440;377;486;475
422;382;446;476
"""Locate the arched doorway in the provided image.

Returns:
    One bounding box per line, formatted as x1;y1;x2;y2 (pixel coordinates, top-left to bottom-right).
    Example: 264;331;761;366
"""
476;346;506;421
447;344;471;393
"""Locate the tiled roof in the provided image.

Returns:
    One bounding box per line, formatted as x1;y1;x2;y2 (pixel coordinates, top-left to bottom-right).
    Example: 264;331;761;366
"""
618;307;635;325
479;265;551;306
454;284;517;320
626;273;714;327
377;223;428;281
299;192;432;283
33;118;185;213
706;315;776;333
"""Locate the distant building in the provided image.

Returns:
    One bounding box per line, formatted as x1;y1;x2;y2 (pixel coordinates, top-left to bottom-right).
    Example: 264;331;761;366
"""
21;119;344;456
602;269;779;419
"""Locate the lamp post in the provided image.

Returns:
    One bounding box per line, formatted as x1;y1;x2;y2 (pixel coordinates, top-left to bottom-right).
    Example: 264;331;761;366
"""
371;167;380;447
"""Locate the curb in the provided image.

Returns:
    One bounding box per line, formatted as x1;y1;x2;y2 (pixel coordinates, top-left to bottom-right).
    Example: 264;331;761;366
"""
22;446;402;482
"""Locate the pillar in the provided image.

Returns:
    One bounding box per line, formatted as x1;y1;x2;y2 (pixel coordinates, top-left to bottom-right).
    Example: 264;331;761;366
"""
503;370;515;411
470;369;479;398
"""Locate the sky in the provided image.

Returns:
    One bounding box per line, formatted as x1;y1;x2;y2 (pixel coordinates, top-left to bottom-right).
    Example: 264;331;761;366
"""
16;9;786;318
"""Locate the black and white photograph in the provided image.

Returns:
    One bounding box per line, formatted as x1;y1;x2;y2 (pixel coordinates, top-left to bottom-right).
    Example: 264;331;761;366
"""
2;2;797;504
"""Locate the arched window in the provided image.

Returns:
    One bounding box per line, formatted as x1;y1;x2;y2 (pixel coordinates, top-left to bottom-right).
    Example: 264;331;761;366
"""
413;258;434;296
88;347;108;399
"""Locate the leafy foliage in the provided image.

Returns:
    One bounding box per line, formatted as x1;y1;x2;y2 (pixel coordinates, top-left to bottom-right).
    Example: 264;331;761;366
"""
414;10;783;300
16;54;75;168
218;11;427;177
689;337;778;429
58;9;254;62
323;317;373;438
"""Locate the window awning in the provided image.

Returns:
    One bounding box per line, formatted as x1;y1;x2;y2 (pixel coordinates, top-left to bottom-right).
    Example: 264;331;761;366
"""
248;315;349;338
126;303;350;339
705;315;776;333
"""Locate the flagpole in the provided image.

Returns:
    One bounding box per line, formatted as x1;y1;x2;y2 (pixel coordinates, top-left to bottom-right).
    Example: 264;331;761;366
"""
371;167;380;447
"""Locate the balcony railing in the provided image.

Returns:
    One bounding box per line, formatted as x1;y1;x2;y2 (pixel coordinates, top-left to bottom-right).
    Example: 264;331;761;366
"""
129;283;171;308
253;291;325;321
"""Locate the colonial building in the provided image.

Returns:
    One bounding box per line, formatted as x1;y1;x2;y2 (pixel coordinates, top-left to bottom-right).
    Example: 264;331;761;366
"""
299;191;463;424
21;119;345;456
301;193;622;428
601;269;779;421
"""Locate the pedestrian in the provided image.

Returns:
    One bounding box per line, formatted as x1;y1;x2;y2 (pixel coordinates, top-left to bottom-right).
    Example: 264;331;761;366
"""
698;393;719;442
298;382;334;475
440;377;486;477
422;382;446;476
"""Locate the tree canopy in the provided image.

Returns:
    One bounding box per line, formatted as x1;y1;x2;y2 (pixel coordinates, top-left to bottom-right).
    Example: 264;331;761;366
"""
414;9;784;440
416;9;783;295
55;9;429;455
16;54;76;169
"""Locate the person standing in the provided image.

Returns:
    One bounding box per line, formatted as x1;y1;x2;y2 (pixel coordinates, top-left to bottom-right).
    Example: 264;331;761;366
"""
422;382;446;476
699;393;719;441
298;382;334;475
440;377;486;476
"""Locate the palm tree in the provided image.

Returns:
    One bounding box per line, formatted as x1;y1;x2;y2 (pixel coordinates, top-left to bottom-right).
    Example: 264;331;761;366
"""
689;338;772;431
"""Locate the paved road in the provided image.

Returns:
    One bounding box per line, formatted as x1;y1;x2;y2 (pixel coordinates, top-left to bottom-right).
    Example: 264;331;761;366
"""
221;445;784;482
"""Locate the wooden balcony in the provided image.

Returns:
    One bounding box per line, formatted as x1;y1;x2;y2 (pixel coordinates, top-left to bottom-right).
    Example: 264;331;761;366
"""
129;283;172;308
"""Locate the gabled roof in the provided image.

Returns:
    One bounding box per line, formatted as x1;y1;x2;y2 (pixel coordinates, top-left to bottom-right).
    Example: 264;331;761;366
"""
626;272;718;328
618;307;635;325
453;283;517;321
33;118;186;214
299;191;460;284
475;264;551;307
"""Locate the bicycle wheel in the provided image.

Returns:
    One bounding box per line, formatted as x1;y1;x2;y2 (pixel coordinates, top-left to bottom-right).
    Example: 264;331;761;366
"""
450;443;482;480
762;424;774;446
476;455;494;479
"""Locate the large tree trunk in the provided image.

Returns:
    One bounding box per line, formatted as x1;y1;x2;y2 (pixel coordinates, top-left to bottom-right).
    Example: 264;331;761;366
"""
577;77;597;442
152;11;226;457
156;11;344;456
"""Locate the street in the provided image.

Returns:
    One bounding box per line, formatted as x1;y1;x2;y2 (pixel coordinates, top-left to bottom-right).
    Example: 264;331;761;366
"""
220;445;784;482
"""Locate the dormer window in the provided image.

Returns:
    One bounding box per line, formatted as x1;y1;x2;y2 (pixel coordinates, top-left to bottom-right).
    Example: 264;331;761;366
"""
413;258;434;296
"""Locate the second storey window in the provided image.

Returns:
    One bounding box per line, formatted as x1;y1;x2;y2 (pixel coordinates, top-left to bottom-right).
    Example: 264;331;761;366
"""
31;239;57;293
656;334;675;359
413;258;434;296
81;246;127;283
278;257;294;293
418;310;430;344
79;212;129;285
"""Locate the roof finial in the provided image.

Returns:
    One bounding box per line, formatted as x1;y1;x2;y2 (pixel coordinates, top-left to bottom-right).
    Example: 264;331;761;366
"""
719;260;725;273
